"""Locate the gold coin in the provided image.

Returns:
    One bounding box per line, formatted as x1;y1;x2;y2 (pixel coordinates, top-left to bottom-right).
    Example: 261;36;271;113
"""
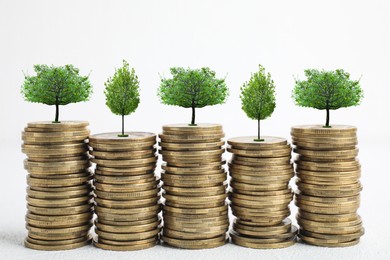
26;234;91;246
96;211;158;222
291;136;358;145
162;123;223;132
92;157;157;168
296;197;360;209
164;223;228;234
162;178;226;188
89;132;156;144
233;214;289;226
296;174;360;184
28;183;92;193
95;226;161;241
291;125;357;135
98;216;160;226
94;180;160;192
296;168;361;178
230;226;297;242
26;214;91;228
163;225;227;240
231;204;290;214
27;121;89;130
94;239;157;251
297;210;359;222
227;136;288;150
163;214;228;224
230;172;293;184
95;197;159;209
298;221;363;235
230;148;291;159
231;234;296;249
164;193;226;203
294;147;358;158
230;180;288;191
27;211;92;222
27;195;92;208
297;215;362;228
27;203;92;216
94;204;161;215
165;200;225;209
26;187;91;199
160;149;224;157
163;204;228;215
230;155;291;165
27;223;92;235
161;233;227;248
22;129;90;138
230;196;291;208
231;187;292;196
22;143;88;157
162;164;224;174
298;233;360;247
295;202;359;214
233;218;291;234
95;219;161;233
159;134;224;143
90;142;156;152
163;185;226;196
94;174;156;185
161;172;227;182
299;228;364;242
297;180;362;191
27;174;92;188
96;165;156;176
229;162;293;172
296;193;359;204
95;188;160;201
230;192;293;202
160;141;224;151
24;238;91;250
91;149;156;160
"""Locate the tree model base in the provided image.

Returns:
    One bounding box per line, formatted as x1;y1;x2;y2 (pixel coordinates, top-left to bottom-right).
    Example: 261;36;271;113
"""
322;125;332;128
253;138;265;142
117;134;129;137
188;124;198;126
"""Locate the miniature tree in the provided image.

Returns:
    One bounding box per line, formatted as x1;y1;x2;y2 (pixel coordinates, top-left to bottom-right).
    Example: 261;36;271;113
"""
158;67;228;126
104;60;140;137
240;65;276;142
21;64;92;123
292;69;363;128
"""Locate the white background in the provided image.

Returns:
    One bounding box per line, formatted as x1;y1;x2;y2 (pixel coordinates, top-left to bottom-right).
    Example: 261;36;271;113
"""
1;0;390;259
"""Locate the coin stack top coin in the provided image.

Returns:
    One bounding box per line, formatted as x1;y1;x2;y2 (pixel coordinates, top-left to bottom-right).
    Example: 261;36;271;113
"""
89;132;161;251
159;124;228;249
22;121;93;250
291;125;364;247
227;136;297;249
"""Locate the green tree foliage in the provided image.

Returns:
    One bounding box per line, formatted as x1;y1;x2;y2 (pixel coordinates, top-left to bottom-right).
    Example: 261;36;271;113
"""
158;67;229;125
240;65;276;142
292;69;363;127
104;60;140;137
21;64;92;123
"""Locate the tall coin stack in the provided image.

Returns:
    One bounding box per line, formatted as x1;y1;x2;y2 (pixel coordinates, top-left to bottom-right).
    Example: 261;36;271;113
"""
291;125;364;247
227;136;297;249
159;124;228;249
22;121;93;250
89;132;161;251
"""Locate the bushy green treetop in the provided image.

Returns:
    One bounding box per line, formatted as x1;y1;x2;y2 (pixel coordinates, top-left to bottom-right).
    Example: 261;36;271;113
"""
292;69;363;127
21;64;92;123
104;60;140;137
240;65;276;141
158;67;228;125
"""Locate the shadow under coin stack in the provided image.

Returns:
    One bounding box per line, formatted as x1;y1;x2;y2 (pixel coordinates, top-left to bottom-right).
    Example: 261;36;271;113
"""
227;136;297;249
159;124;228;249
291;125;364;247
89;132;161;251
22;121;93;250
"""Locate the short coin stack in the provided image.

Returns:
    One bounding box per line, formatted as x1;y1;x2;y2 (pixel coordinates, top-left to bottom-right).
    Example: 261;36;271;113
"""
22;121;93;250
89;132;161;251
227;136;297;249
291;125;364;247
159;124;228;249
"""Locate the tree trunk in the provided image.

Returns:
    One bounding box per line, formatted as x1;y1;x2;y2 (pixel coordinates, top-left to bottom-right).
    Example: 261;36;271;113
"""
325;108;330;127
258;119;260;140
122;114;125;136
54;103;59;123
191;106;196;125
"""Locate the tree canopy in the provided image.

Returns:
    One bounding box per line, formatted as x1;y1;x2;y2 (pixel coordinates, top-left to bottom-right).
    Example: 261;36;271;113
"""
240;65;276;141
21;64;92;123
104;60;140;137
292;69;363;127
158;67;228;125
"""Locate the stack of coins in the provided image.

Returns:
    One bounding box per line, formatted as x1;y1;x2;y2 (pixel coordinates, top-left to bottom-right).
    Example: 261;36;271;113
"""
291;125;364;247
159;124;228;249
227;136;297;249
22;121;93;250
89;132;161;251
